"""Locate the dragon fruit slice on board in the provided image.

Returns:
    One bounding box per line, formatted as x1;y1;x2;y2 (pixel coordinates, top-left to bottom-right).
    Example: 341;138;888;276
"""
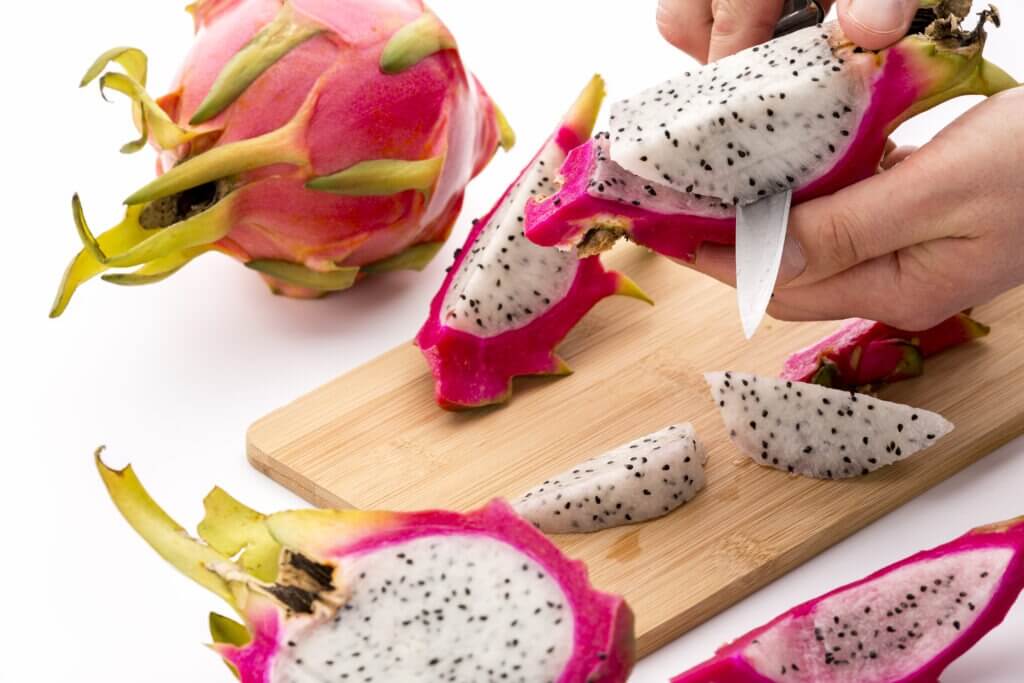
706;372;953;479
415;76;650;409
525;5;1017;259
53;0;513;316
782;313;991;390
514;424;707;534
96;451;635;682
672;515;1024;682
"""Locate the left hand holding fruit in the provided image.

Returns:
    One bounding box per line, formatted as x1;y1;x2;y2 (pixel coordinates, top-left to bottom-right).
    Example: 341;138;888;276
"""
688;87;1024;330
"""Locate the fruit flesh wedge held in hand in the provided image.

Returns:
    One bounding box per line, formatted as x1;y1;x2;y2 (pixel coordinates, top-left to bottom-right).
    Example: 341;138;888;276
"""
672;515;1024;682
95;450;635;682
525;5;1016;259
782;313;991;390
415;76;650;409
53;0;513;316
707;371;953;479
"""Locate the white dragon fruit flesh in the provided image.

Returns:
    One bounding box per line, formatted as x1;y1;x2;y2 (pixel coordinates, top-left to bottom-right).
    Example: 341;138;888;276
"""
672;515;1024;682
416;76;649;409
96;451;635;682
526;5;1016;259
514;424;707;534
706;372;953;479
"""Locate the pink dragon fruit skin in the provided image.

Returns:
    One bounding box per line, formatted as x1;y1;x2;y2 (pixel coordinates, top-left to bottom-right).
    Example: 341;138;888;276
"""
672;516;1024;682
96;451;635;682
415;76;650;410
782;313;991;389
52;0;512;316
525;12;1016;260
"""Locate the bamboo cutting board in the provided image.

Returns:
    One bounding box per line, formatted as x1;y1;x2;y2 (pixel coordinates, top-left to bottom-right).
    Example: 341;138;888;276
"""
248;244;1024;658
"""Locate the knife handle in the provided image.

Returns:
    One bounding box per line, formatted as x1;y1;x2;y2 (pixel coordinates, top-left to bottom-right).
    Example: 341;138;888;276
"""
774;0;825;38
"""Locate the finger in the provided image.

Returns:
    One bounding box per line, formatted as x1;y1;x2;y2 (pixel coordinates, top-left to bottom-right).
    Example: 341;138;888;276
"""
707;0;783;62
768;241;976;329
836;0;919;51
879;145;917;170
658;0;714;62
779;153;957;290
690;242;737;285
882;137;897;159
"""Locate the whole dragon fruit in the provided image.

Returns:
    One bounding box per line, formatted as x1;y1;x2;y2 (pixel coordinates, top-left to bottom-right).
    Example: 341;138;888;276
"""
415;76;649;409
782;313;990;390
672;515;1024;682
96;451;635;682
52;0;512;316
525;4;1017;259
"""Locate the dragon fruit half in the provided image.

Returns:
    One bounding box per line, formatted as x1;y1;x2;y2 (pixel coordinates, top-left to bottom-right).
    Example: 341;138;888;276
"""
96;451;635;682
525;4;1017;259
415;76;649;409
52;0;512;316
672;515;1024;682
782;313;990;390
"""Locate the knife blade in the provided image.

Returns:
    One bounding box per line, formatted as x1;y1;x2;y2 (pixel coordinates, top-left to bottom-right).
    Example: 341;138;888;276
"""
735;190;792;339
732;0;822;339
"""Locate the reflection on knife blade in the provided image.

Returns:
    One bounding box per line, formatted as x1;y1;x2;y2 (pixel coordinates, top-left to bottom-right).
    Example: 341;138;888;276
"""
735;190;792;339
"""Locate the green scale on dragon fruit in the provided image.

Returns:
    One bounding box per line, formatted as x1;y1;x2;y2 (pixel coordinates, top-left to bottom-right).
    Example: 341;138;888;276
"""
672;516;1024;682
53;0;515;316
96;451;636;683
525;4;1016;259
782;313;990;390
416;76;650;409
514;424;707;534
706;372;953;479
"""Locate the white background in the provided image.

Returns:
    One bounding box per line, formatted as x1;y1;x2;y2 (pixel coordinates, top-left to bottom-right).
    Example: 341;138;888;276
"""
3;1;1022;680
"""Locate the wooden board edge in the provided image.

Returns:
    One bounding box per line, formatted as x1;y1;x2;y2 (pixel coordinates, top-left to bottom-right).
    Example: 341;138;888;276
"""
246;437;352;509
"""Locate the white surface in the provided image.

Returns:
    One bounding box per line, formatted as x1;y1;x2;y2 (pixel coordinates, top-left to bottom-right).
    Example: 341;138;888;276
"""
4;1;1022;680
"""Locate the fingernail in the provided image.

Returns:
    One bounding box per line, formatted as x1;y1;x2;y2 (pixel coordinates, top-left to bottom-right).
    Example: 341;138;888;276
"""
846;0;917;35
778;234;807;285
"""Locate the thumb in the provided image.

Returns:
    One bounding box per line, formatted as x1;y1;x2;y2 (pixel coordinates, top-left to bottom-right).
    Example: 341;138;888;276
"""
837;0;919;50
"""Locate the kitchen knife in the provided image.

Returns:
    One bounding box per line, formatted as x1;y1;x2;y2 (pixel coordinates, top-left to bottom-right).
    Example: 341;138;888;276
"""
733;0;823;339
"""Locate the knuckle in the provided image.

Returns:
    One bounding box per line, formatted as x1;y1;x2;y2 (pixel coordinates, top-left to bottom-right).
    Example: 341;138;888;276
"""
819;208;863;271
710;0;745;35
711;0;774;37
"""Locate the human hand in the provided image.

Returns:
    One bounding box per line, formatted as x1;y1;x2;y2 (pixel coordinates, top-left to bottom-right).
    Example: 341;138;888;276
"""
686;88;1024;331
658;0;922;63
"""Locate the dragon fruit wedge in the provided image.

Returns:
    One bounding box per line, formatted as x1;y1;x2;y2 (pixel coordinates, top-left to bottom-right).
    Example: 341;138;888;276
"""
96;451;635;682
415;76;650;409
782;313;991;390
514;424;706;534
672;515;1024;682
706;372;953;479
52;0;513;317
525;4;1017;259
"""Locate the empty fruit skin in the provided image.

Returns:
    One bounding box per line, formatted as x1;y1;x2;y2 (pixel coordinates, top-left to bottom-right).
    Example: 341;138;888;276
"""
782;314;991;390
